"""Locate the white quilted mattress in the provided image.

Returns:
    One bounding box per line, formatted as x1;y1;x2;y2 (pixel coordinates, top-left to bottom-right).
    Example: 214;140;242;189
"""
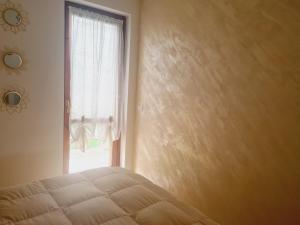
0;167;218;225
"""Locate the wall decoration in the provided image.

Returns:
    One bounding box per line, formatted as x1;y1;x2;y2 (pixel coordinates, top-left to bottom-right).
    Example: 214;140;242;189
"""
0;85;29;113
0;0;29;33
0;47;27;75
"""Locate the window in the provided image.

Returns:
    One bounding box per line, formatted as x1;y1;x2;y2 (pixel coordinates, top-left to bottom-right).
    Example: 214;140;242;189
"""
64;2;126;173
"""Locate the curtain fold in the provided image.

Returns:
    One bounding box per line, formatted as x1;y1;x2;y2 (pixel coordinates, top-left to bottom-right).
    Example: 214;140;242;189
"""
69;6;124;150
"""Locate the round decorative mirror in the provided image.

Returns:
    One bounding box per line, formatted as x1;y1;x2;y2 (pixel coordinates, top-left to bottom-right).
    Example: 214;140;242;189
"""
0;1;29;33
3;8;22;26
3;91;21;106
0;86;29;113
0;47;27;75
3;52;22;69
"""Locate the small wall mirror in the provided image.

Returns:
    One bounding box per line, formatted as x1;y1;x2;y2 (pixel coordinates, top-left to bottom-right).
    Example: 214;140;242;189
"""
0;1;29;33
3;52;22;69
0;47;26;75
3;8;22;26
3;91;21;106
0;86;29;113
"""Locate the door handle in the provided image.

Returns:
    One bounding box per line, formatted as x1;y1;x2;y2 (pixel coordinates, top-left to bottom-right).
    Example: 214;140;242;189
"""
66;99;71;114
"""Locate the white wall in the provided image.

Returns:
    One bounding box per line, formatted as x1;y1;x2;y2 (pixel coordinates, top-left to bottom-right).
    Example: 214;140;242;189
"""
0;0;140;187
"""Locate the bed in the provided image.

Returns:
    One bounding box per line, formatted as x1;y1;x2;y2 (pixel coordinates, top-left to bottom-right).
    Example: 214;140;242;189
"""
0;167;218;225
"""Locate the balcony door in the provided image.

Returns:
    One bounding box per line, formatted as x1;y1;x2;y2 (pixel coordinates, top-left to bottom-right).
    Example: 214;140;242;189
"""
64;2;126;173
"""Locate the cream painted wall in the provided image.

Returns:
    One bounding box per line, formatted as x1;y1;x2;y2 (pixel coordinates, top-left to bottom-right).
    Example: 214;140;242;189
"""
0;0;65;187
0;0;139;187
134;1;300;225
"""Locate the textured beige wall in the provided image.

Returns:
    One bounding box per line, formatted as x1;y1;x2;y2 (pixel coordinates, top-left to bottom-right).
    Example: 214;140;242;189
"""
134;1;300;225
0;0;140;187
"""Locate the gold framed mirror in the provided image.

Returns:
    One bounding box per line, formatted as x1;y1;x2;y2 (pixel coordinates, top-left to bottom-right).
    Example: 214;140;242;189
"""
3;91;21;106
0;86;29;113
0;47;27;75
0;0;29;33
3;52;23;68
3;8;22;26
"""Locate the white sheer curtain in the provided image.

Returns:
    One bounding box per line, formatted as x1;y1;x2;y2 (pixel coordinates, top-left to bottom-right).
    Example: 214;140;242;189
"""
69;6;124;150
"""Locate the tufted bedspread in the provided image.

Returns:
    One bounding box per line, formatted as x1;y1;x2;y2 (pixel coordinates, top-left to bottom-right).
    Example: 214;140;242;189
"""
0;167;218;225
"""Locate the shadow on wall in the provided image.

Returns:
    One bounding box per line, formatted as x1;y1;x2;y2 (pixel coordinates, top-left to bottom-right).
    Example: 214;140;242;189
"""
134;1;300;225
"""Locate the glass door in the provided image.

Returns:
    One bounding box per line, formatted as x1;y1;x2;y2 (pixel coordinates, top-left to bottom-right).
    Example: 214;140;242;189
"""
64;2;125;173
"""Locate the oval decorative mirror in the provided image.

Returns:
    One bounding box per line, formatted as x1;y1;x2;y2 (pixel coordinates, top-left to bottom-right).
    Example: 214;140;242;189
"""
0;86;29;113
3;8;22;26
0;0;29;33
3;91;21;106
3;52;23;69
0;47;27;75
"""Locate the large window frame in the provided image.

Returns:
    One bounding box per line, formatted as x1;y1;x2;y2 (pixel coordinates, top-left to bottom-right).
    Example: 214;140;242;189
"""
64;1;127;173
